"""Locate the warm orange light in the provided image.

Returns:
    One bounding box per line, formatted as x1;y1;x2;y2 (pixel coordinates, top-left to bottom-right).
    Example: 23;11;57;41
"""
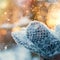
0;29;7;35
12;26;21;32
46;3;60;29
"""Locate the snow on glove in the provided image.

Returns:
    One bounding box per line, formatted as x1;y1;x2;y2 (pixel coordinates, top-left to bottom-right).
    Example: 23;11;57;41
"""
12;21;60;59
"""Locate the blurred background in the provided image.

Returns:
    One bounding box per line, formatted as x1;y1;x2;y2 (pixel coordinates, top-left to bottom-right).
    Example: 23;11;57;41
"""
0;0;60;60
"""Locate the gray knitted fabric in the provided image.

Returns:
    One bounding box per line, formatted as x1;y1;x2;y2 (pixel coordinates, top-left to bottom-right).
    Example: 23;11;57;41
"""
12;21;60;59
55;25;60;37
